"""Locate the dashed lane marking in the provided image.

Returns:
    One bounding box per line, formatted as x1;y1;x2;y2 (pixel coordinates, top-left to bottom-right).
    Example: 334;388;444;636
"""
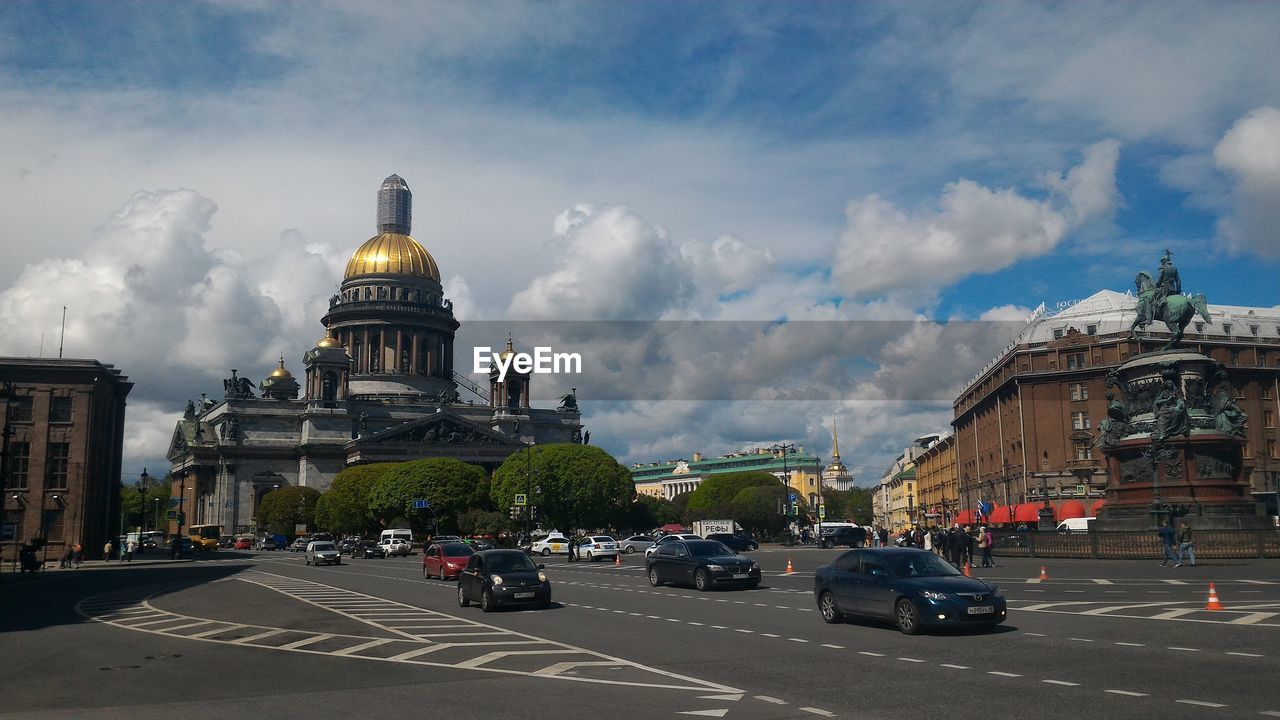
988;671;1021;678
1042;680;1080;687
940;664;970;670
1227;652;1264;658
1176;700;1227;708
754;696;787;705
799;708;836;717
1105;690;1148;697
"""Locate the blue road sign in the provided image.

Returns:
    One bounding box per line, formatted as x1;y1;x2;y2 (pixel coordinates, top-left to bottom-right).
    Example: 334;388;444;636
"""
413;499;429;509
789;493;797;503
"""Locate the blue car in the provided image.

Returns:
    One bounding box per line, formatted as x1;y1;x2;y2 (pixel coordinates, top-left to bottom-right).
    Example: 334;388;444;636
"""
814;548;1006;635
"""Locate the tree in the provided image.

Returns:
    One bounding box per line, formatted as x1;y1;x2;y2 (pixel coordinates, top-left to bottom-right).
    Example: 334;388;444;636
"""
491;444;633;552
731;484;788;538
121;477;172;533
457;509;510;537
668;491;693;526
315;463;397;537
823;487;875;523
368;458;489;535
257;486;321;536
686;471;780;520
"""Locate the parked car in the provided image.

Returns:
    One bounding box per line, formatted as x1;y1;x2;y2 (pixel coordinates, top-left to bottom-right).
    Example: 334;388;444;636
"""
578;536;620;561
381;538;411;557
289;537;311;552
304;541;341;566
646;539;761;591
233;537;254;550
529;535;572;556
619;535;655;554
464;538;497;551
813;548;1007;635
644;533;702;558
338;538;358;554
423;542;477;580
350;540;386;559
256;537;279;551
457;549;551;612
706;533;759;552
218;535;234;549
820;526;868;549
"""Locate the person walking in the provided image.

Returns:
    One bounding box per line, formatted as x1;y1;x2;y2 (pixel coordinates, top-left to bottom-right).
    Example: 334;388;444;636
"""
170;535;182;559
103;540;114;562
1175;522;1196;567
125;538;137;562
1158;522;1177;567
978;526;994;568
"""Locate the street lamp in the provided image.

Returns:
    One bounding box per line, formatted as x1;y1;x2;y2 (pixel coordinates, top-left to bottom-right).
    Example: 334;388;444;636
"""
771;443;795;545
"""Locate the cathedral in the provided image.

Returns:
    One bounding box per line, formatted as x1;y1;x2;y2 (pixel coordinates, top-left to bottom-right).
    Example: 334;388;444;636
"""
166;175;583;534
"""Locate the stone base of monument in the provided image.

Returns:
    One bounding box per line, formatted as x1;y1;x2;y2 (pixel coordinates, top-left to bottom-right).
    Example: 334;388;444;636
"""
1092;349;1269;532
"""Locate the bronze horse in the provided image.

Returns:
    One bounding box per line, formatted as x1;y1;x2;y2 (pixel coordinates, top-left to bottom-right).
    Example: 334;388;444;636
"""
1129;271;1210;349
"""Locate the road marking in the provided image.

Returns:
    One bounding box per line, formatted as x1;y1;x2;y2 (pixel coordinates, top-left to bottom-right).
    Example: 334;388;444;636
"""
1092;579;1114;585
678;710;728;718
189;623;245;639
821;644;844;649
859;651;885;657
789;638;809;643
1229;613;1276;625
734;629;754;634
897;657;925;663
1068;638;1093;642
799;708;836;717
940;664;970;670
1259;711;1280;717
1161;579;1187;585
1025;578;1041;584
1227;652;1263;657
761;633;780;638
697;693;743;701
688;622;705;626
331;638;395;656
754;696;788;705
1042;680;1080;687
989;672;1021;678
1023;632;1046;637
1176;700;1226;708
1115;642;1145;647
1167;646;1200;652
231;629;288;644
1105;690;1148;697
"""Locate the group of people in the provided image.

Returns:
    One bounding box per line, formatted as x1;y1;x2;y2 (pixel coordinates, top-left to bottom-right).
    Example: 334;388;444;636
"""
871;524;996;568
1158;521;1196;567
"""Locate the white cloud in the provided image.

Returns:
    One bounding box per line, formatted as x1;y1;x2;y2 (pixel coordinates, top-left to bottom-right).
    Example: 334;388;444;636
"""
1214;106;1280;258
833;142;1119;298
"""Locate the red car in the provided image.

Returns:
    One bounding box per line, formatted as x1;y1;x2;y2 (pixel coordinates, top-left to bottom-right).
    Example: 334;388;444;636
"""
233;537;254;550
422;542;476;580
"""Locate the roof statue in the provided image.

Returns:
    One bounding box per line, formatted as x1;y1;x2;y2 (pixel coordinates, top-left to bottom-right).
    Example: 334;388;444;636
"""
1128;249;1210;349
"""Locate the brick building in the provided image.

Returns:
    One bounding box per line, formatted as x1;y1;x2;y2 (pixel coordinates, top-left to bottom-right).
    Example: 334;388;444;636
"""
2;358;132;562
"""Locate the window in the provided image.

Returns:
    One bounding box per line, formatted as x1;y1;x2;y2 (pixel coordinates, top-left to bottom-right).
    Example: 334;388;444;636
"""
1266;410;1275;429
7;442;29;489
1086;324;1097;335
1230;350;1240;366
1074;444;1091;460
45;442;70;488
1261;351;1268;367
1264;384;1274;400
10;396;33;422
1250;324;1259;336
49;396;72;423
1270;439;1278;460
1066;353;1086;370
1071;411;1090;430
1070;383;1088;401
1223;323;1233;335
1053;328;1064;340
1194;322;1204;333
43;506;65;541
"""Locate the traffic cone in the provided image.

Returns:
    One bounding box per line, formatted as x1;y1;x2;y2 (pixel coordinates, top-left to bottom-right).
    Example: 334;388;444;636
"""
614;553;621;567
963;562;971;577
1039;566;1049;581
1205;582;1224;611
784;558;795;574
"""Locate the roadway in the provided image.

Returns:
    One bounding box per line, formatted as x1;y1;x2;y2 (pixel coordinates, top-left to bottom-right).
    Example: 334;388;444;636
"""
2;546;1278;719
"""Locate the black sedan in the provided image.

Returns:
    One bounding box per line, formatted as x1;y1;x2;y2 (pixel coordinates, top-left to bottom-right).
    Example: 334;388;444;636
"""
646;539;761;591
706;533;759;552
349;541;386;559
457;549;551;612
814;548;1006;635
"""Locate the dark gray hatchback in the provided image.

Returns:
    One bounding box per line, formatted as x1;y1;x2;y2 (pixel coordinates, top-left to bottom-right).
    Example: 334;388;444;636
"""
457;549;551;612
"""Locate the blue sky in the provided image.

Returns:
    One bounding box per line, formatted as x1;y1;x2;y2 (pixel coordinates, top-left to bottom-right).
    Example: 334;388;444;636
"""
1;1;1278;480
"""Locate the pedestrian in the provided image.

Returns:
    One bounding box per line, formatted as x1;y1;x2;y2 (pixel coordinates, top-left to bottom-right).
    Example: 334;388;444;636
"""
72;542;83;568
911;526;925;549
60;546;74;569
125;538;137;562
1174;522;1196;567
103;540;114;562
962;526;976;566
923;528;933;552
1158;521;1177;567
978;526;994;568
946;525;964;565
170;535;181;559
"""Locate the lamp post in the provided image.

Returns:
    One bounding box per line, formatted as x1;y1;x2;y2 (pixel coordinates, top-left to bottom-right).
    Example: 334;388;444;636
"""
771;443;795;545
8;492;25;574
137;468;149;554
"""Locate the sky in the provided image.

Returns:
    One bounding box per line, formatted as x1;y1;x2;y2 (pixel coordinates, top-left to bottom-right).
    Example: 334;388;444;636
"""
1;1;1278;486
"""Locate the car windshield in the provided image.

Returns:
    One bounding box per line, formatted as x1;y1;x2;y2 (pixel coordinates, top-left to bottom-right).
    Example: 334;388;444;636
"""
889;553;961;578
442;544;475;557
486;553;538;573
686;540;732;557
592;537;613;543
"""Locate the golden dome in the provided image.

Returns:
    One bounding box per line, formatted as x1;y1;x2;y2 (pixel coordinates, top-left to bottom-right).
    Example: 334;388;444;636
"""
344;232;440;281
499;336;516;361
315;332;341;349
269;357;294;378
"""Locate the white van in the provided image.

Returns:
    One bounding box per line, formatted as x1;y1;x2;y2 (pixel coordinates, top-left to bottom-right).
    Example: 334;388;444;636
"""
380;528;413;544
1056;517;1095;532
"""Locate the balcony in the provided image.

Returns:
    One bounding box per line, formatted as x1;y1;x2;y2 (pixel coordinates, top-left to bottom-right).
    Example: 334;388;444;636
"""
1065;458;1102;472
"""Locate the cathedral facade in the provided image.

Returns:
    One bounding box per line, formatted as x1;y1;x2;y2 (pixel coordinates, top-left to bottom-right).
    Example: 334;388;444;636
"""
166;175;582;534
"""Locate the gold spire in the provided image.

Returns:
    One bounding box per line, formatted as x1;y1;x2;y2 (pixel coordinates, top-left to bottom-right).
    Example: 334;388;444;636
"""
499;333;515;361
832;420;841;459
269;355;294;378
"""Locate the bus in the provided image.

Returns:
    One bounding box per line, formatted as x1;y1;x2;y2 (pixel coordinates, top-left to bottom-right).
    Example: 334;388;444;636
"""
188;524;223;551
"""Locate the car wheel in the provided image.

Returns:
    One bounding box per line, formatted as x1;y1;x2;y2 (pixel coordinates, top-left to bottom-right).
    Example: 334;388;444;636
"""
588;552;596;562
457;584;469;607
822;540;832;549
422;565;429;579
694;569;710;592
480;590;495;613
748;580;761;590
541;548;551;557
895;598;922;635
648;567;663;587
624;546;635;554
305;558;310;565
819;590;843;624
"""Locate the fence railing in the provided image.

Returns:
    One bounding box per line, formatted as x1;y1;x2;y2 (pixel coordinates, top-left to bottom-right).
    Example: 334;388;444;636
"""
992;530;1280;559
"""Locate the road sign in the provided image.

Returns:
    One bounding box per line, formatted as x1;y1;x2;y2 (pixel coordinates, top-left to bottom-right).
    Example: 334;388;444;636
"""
789;493;797;502
514;493;527;507
167;510;176;519
791;503;799;515
818;504;826;519
412;499;429;509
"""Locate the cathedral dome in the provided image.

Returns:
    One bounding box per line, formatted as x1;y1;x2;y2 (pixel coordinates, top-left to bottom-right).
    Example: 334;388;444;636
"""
344;233;441;281
269;359;294;378
315;333;342;349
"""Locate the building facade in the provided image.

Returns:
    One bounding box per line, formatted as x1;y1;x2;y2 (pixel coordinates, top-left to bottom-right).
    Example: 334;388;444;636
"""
914;433;956;526
630;446;826;507
166;176;582;535
874;435;939;531
2;358;132;561
952;289;1280;521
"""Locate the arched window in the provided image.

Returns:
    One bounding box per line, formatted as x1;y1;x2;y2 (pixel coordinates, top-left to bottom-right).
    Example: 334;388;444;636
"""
322;371;338;407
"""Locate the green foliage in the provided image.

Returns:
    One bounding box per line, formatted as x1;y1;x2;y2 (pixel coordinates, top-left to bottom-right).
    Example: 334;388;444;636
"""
314;463;397;537
368;458;490;535
257;486;322;535
668;491;693;525
121;477;172;532
822;487;875;523
730;484;787;537
686;471;780;520
457;509;510;537
491;444;633;534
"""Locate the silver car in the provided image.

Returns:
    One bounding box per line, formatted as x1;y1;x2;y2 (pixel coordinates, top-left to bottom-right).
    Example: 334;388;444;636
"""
619;535;655;554
305;541;341;566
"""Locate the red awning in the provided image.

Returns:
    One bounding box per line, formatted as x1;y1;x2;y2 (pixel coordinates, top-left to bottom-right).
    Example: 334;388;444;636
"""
989;505;1012;524
955;511;974;525
659;523;686;533
1091;499;1106;515
1014;503;1041;523
1055;500;1087;521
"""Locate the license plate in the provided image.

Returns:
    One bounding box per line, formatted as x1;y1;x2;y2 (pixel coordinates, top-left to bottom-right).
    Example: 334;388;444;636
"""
967;606;994;615
732;573;749;580
514;592;535;599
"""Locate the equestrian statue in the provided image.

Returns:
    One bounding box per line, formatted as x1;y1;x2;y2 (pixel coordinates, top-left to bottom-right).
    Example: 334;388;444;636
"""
1128;249;1210;350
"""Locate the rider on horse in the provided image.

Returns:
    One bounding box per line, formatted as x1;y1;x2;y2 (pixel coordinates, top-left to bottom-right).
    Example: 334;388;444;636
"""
1130;249;1209;349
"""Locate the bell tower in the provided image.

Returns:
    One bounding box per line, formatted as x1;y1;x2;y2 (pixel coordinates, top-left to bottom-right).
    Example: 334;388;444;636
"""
303;332;351;408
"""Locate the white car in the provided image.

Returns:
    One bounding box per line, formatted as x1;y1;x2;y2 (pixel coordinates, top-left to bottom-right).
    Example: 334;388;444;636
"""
645;533;702;558
578;536;620;561
304;541;341;566
530;535;572;556
380;538;411;557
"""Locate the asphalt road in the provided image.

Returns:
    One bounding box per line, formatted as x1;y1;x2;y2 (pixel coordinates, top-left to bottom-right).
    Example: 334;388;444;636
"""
2;546;1278;719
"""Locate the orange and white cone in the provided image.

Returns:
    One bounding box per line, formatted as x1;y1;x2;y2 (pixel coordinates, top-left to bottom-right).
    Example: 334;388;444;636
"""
614;553;621;567
784;558;795;574
1205;582;1224;611
1039;566;1049;581
963;562;971;577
